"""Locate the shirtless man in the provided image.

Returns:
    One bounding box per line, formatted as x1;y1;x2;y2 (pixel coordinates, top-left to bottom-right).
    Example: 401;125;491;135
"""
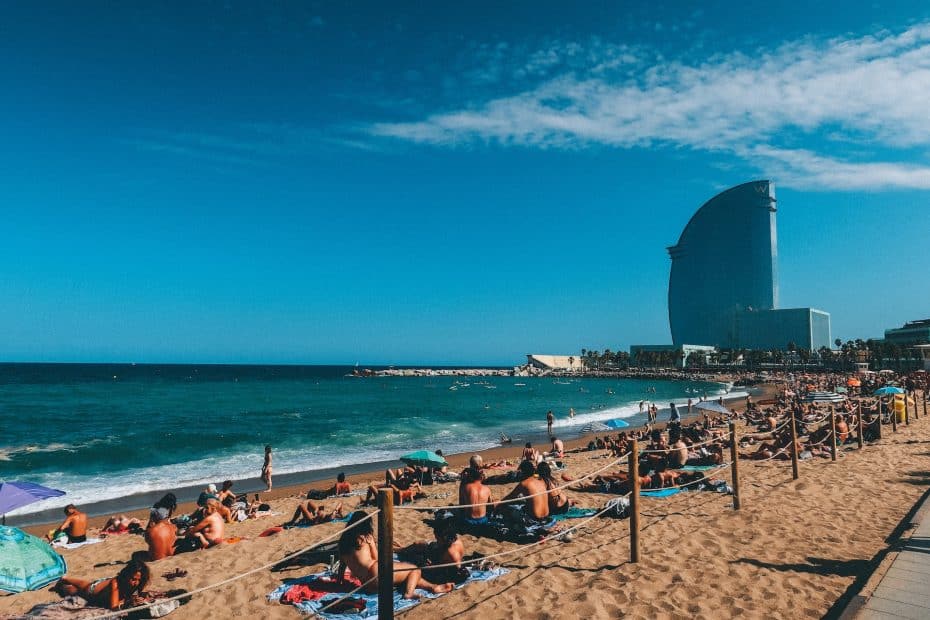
283;500;344;526
550;436;564;458
667;432;688;469
187;500;224;548
459;467;494;525
51;505;88;543
836;415;850;444
546;410;555;435
337;512;453;599
498;460;549;521
144;508;176;561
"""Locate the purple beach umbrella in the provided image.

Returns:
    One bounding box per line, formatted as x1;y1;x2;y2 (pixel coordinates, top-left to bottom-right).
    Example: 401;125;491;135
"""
0;481;66;524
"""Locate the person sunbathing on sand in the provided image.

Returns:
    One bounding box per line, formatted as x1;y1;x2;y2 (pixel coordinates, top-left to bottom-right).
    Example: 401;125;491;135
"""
284;500;344;526
102;515;142;534
49;505;87;543
55;557;150;611
187;500;224;548
537;461;574;514
337;511;454;599
458;466;494;525
399;517;469;584
498;460;549;520
145;508;176;561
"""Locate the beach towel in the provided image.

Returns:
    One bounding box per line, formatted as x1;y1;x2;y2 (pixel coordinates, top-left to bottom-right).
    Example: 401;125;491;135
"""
284;512;355;530
52;537;105;550
268;567;509;620
4;596;106;619
641;488;680;498
550;507;598;521
680;465;718;472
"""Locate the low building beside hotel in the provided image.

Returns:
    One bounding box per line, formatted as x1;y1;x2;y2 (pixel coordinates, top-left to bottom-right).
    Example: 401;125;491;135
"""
629;344;715;369
884;319;930;345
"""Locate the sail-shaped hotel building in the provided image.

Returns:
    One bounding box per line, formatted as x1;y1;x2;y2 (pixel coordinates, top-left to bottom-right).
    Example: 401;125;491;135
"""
666;180;831;351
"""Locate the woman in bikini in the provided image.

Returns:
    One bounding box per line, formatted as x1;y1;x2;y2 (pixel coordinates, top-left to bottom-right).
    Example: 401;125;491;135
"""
261;445;273;491
337;512;453;599
537;461;573;515
55;559;150;611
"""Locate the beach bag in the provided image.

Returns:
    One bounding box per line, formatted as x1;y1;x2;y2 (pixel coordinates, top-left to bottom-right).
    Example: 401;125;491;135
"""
605;497;630;518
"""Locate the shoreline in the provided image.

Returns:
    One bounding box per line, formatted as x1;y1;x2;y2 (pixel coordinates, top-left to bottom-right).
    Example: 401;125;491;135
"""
15;387;763;536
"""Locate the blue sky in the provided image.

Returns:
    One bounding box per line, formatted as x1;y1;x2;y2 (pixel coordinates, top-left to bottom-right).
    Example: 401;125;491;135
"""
2;1;929;365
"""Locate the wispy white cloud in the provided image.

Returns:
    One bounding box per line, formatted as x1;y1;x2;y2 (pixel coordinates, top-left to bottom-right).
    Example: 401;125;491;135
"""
370;23;930;190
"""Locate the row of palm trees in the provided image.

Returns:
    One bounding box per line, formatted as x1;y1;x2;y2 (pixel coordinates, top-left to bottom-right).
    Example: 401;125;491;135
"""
572;339;925;372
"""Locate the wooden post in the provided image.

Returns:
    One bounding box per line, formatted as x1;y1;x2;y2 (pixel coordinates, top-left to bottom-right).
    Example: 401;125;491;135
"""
891;398;897;432
876;399;883;440
914;390;919;420
729;422;741;510
377;489;394;620
789;413;799;480
923;389;927;418
905;391;910;425
829;407;837;462
629;440;640;563
856;402;864;449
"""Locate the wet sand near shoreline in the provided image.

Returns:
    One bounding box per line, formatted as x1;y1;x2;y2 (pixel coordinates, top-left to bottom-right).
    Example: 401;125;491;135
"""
15;385;930;618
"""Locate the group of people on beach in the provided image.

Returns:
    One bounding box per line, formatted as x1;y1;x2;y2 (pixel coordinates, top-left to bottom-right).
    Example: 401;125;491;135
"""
32;368;930;614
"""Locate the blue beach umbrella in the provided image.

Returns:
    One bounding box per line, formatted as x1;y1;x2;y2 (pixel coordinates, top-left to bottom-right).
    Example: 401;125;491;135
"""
874;386;905;396
0;526;67;593
400;450;448;469
0;481;66;524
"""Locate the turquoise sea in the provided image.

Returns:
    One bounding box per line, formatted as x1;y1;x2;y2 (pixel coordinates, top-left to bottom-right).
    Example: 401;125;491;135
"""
0;363;736;517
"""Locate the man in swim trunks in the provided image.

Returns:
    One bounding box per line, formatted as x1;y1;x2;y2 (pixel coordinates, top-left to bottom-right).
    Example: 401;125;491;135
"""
547;410;555;435
145;508;176;561
51;504;88;543
499;460;549;521
459;467;494;525
337;512;453;599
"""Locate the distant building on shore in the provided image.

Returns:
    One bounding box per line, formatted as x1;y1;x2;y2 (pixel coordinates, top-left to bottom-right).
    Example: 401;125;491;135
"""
629;344;715;369
525;354;584;371
883;318;930;345
666;180;831;351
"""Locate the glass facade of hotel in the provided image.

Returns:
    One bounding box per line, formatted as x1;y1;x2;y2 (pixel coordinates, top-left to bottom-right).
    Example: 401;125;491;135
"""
667;180;831;351
668;180;778;349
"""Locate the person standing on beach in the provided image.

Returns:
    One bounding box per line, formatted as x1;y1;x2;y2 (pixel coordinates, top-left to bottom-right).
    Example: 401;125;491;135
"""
669;402;681;427
546;410;555;434
261;445;273;491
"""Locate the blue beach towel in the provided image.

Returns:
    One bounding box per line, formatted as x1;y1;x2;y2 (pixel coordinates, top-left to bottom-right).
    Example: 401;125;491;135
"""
285;512;356;529
640;488;680;498
268;567;509;619
550;507;598;521
680;465;717;472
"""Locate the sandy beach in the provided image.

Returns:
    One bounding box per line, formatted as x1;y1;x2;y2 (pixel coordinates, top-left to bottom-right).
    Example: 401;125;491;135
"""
3;388;930;619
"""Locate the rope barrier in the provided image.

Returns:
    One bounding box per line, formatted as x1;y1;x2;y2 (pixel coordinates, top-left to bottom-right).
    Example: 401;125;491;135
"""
84;510;381;620
395;451;633;511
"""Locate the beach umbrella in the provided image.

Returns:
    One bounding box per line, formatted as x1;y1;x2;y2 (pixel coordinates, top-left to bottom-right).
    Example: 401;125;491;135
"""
0;481;66;524
802;391;846;404
874;386;905;396
692;401;731;415
400;450;448;469
0;526;67;593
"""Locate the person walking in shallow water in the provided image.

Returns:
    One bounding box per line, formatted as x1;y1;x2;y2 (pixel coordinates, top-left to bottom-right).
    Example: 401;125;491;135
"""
261;445;273;491
546;410;554;435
